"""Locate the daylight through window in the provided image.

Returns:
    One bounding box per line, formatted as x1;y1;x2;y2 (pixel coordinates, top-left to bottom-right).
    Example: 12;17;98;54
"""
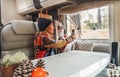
66;6;109;40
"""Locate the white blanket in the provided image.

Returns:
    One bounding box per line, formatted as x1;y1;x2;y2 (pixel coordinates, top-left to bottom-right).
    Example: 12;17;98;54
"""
32;50;110;77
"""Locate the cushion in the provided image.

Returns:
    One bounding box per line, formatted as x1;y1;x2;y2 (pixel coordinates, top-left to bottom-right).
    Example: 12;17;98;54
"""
11;20;35;35
73;41;93;51
93;43;110;53
34;22;39;32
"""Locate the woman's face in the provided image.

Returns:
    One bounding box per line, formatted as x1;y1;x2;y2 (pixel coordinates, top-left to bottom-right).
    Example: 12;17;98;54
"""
46;23;54;34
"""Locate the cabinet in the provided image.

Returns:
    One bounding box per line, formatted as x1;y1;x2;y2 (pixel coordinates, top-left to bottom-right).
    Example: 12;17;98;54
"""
15;0;36;14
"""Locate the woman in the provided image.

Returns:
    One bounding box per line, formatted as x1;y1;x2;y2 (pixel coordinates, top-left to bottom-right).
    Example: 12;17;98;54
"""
34;18;75;59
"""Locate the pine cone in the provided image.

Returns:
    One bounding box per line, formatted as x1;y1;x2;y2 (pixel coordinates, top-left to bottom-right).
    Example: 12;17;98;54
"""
13;60;34;77
35;59;45;68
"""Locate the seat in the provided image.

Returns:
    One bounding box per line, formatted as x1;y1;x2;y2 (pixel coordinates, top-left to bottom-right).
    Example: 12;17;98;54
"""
1;20;39;59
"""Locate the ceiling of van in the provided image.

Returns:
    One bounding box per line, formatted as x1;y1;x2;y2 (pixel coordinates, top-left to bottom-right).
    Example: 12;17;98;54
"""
59;0;117;14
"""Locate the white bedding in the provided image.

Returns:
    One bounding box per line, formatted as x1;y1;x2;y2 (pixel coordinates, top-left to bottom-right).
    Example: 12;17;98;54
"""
32;50;110;77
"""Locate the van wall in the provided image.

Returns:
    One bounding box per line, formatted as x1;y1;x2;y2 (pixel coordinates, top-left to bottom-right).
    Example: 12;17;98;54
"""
113;2;120;42
112;1;120;65
1;0;25;25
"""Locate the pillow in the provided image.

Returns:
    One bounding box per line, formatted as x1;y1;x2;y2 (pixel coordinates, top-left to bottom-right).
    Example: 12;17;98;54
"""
73;41;93;51
93;43;110;53
11;20;35;35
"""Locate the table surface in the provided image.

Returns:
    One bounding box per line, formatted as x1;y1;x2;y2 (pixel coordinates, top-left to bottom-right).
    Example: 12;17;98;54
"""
32;50;110;77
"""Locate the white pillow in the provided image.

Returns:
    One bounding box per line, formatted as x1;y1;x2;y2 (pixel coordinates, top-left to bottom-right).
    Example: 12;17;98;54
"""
73;41;93;51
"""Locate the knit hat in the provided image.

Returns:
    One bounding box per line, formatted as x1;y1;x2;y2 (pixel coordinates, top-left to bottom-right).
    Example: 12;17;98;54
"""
38;18;52;31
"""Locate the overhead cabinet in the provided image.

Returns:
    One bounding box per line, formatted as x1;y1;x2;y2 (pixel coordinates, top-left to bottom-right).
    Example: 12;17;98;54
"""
15;0;36;14
15;0;76;14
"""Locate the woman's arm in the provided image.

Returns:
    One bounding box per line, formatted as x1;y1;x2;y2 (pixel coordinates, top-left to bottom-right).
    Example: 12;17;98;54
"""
44;40;67;48
43;34;75;48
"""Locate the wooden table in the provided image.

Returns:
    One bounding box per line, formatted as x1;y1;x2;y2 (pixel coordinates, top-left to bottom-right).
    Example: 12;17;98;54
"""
0;59;1;77
0;67;1;77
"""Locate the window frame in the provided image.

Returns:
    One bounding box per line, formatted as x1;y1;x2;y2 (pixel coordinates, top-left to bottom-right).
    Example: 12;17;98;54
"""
65;5;113;43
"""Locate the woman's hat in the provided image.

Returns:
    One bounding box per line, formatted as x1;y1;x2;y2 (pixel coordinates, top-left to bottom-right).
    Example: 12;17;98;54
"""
38;18;52;31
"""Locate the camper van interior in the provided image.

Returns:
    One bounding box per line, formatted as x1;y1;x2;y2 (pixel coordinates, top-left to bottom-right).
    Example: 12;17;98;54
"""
0;0;120;77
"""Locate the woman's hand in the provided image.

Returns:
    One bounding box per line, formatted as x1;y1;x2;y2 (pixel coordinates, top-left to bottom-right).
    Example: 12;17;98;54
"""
66;35;76;43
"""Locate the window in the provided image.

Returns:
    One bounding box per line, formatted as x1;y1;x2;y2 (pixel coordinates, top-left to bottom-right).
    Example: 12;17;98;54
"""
66;6;109;40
